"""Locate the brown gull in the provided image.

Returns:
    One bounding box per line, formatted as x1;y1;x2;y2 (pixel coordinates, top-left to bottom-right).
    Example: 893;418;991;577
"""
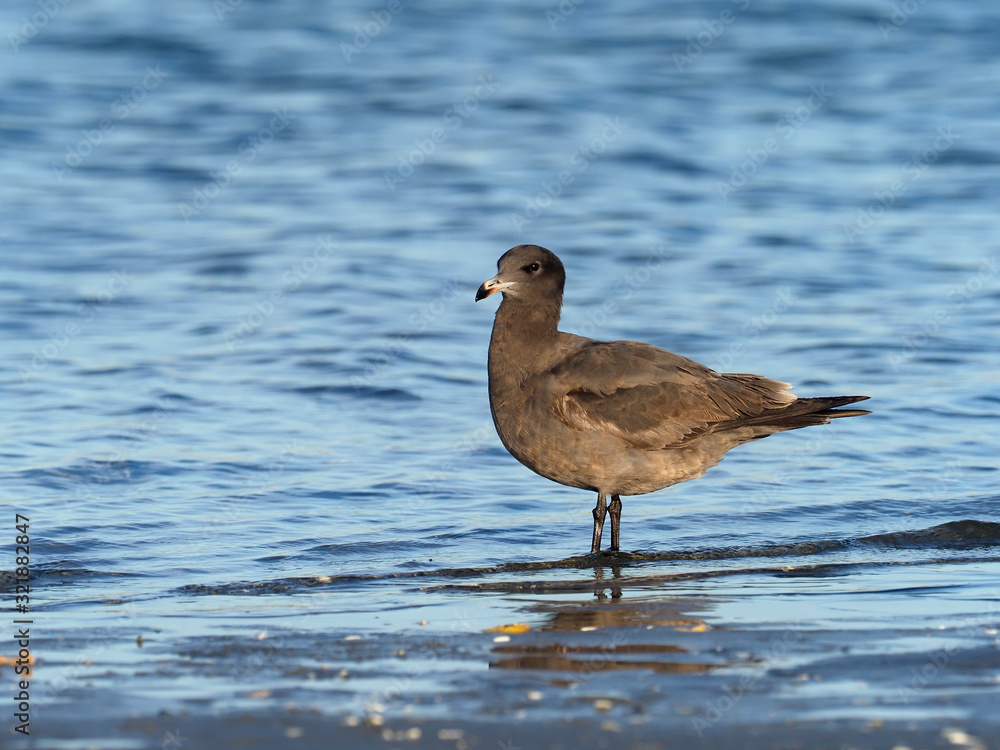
476;245;869;554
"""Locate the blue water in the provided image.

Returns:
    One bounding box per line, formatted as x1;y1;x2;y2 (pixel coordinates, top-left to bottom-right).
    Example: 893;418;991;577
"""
2;0;999;742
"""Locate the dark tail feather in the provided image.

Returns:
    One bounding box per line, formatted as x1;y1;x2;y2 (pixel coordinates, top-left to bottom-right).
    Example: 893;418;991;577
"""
721;395;870;432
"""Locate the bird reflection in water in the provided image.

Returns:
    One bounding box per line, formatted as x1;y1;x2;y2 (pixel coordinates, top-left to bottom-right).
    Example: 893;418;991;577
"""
490;593;718;675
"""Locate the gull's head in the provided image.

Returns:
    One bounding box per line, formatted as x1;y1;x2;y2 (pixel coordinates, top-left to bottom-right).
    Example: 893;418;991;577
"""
475;245;566;302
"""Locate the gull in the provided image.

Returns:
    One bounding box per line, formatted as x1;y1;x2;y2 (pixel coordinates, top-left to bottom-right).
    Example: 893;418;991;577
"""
476;245;869;554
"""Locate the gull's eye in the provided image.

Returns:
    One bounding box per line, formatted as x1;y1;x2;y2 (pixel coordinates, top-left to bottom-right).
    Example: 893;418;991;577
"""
523;262;541;273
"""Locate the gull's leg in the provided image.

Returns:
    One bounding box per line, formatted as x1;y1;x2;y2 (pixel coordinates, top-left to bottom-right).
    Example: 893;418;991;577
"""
609;494;622;552
590;492;607;554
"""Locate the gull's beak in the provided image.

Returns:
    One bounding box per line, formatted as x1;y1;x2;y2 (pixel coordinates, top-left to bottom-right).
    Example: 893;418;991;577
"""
475;276;515;301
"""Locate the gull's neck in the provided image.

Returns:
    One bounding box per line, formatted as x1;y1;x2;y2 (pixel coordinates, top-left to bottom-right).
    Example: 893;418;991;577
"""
488;293;562;382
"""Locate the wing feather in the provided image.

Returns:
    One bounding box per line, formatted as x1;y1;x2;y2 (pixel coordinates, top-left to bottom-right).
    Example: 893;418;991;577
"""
548;341;796;449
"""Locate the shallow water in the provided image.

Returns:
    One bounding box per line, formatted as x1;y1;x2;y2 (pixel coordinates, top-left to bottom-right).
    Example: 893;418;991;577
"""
1;0;999;745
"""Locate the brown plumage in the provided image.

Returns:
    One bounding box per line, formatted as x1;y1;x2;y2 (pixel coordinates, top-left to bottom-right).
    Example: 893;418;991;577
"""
476;245;869;554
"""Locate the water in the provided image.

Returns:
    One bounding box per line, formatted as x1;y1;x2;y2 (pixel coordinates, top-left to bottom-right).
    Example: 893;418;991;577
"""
1;0;999;745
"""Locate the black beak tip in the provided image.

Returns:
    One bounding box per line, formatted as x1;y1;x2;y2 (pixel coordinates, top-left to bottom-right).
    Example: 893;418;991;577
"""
475;284;490;302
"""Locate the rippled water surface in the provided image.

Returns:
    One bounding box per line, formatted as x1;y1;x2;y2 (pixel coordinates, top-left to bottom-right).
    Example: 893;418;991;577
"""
1;0;999;745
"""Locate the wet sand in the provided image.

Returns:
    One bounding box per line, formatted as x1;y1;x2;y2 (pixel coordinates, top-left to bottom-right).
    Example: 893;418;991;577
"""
19;545;1000;750
39;707;1000;750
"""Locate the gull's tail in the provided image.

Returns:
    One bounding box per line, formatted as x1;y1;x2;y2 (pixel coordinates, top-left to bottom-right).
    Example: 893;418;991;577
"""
719;395;871;432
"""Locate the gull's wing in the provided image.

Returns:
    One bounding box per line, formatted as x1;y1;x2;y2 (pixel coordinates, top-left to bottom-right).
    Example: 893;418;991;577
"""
546;340;798;450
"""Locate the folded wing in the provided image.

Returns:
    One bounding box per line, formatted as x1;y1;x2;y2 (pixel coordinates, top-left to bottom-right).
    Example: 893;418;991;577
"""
548;340;798;449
